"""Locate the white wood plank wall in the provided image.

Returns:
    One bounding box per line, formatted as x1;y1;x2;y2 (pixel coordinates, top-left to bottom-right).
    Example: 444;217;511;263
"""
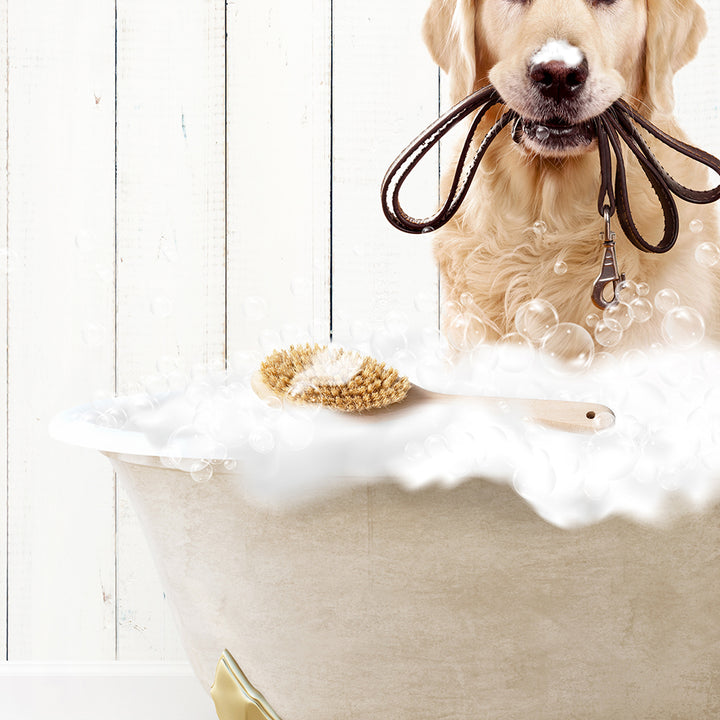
0;0;718;716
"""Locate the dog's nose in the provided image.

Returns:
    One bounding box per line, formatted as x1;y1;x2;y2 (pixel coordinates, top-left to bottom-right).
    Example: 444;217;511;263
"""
529;59;588;102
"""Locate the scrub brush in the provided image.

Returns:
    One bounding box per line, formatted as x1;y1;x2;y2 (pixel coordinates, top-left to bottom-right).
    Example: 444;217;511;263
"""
252;343;614;433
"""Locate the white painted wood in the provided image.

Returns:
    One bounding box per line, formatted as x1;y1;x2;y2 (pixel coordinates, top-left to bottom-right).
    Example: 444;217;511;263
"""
331;0;440;345
1;0;720;678
115;0;226;660
0;0;8;663
6;0;116;660
0;662;216;720
675;2;720;157
226;0;332;356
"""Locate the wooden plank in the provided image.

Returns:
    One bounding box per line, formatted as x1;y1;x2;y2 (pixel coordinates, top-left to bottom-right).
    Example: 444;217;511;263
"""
331;0;440;346
115;0;226;660
0;0;8;663
675;2;720;156
5;0;116;659
226;0;332;357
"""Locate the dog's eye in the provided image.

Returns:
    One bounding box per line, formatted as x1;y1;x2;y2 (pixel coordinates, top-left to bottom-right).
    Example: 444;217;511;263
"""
591;0;619;6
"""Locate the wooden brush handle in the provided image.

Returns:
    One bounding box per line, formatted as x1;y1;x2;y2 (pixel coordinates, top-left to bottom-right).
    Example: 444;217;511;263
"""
414;386;614;433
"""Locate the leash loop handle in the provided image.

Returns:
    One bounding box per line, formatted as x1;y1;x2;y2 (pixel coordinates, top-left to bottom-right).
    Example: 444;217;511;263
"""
381;86;516;234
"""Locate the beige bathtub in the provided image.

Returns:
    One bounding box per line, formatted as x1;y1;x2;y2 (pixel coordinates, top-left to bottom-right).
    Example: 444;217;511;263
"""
106;450;720;720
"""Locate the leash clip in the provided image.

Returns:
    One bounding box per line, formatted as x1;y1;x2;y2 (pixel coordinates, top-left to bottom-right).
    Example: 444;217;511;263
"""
591;207;624;309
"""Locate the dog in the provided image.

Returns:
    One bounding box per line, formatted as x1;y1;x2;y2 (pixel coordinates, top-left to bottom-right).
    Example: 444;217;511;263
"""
422;0;719;350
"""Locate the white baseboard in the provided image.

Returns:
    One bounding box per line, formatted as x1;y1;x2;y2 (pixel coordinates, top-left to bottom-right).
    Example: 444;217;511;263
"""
0;662;217;720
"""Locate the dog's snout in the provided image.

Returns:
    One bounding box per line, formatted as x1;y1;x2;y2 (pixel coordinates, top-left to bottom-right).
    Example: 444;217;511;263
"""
529;58;589;103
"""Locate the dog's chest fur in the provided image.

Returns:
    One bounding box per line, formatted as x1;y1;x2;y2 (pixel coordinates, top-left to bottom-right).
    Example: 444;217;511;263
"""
433;131;720;348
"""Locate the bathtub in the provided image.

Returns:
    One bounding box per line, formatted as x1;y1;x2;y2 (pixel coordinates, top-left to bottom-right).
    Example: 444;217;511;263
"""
50;343;720;719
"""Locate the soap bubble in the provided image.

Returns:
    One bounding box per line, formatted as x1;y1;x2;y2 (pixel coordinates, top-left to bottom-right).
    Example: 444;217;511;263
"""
616;280;638;304
166;425;224;463
513;450;555;498
514;299;559;344
413;292;437;314
594;320;623;348
190;460;214;484
249;426;275;454
446;312;487;351
533;220;548;234
74;230;93;252
497;332;534;372
629;297;653;324
404;441;424;462
259;329;283;353
662;306;705;348
385;311;409;335
603;302;633;331
540;323;594;374
592;351;616;370
621;349;649;376
350;319;372;343
535;126;550;141
654;288;680;314
459;292;475;308
144;374;170;396
585;313;600;329
222;459;238;472
690;218;704;234
635;282;649;297
95;263;113;284
370;328;407;359
424;434;449;460
244;296;268;321
156;355;181;375
150;296;173;319
553;259;568;275
95;407;128;430
160;234;179;262
281;323;311;346
695;242;720;268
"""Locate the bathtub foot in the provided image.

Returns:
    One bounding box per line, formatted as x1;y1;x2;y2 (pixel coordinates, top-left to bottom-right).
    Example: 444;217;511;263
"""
211;650;283;720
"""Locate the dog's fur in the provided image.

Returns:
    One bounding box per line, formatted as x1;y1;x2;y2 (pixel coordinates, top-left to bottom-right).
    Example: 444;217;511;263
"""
423;0;719;348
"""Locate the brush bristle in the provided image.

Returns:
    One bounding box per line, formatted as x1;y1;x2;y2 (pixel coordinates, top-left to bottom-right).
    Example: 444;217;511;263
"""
259;344;411;412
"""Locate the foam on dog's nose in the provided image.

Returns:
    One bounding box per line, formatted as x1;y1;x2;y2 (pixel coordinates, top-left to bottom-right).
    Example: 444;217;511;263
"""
531;39;584;68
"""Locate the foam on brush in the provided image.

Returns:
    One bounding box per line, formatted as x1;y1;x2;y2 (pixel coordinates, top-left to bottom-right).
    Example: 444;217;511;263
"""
259;343;411;412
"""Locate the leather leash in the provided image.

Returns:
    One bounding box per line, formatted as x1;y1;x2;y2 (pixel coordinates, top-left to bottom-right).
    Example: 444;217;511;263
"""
381;85;720;309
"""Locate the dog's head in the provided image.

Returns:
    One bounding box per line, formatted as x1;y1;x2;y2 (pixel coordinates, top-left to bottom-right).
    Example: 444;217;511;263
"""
423;0;706;157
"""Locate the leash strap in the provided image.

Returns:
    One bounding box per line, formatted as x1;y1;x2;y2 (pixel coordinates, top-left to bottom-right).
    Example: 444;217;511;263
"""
382;84;720;253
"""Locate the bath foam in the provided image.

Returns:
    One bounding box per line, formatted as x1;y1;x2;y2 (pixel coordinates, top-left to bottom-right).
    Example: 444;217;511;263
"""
51;328;720;529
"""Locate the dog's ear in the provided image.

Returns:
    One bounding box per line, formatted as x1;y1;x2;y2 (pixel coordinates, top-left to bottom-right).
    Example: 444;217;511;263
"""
643;0;707;116
422;0;489;103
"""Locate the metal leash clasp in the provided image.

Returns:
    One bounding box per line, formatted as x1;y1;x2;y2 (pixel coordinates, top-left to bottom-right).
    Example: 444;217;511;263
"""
591;207;624;309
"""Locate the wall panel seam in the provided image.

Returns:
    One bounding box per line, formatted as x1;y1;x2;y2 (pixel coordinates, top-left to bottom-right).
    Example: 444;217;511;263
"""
4;0;9;664
329;0;334;340
113;0;119;662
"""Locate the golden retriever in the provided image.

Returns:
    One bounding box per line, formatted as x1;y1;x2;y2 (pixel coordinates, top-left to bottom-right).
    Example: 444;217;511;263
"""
422;0;719;350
